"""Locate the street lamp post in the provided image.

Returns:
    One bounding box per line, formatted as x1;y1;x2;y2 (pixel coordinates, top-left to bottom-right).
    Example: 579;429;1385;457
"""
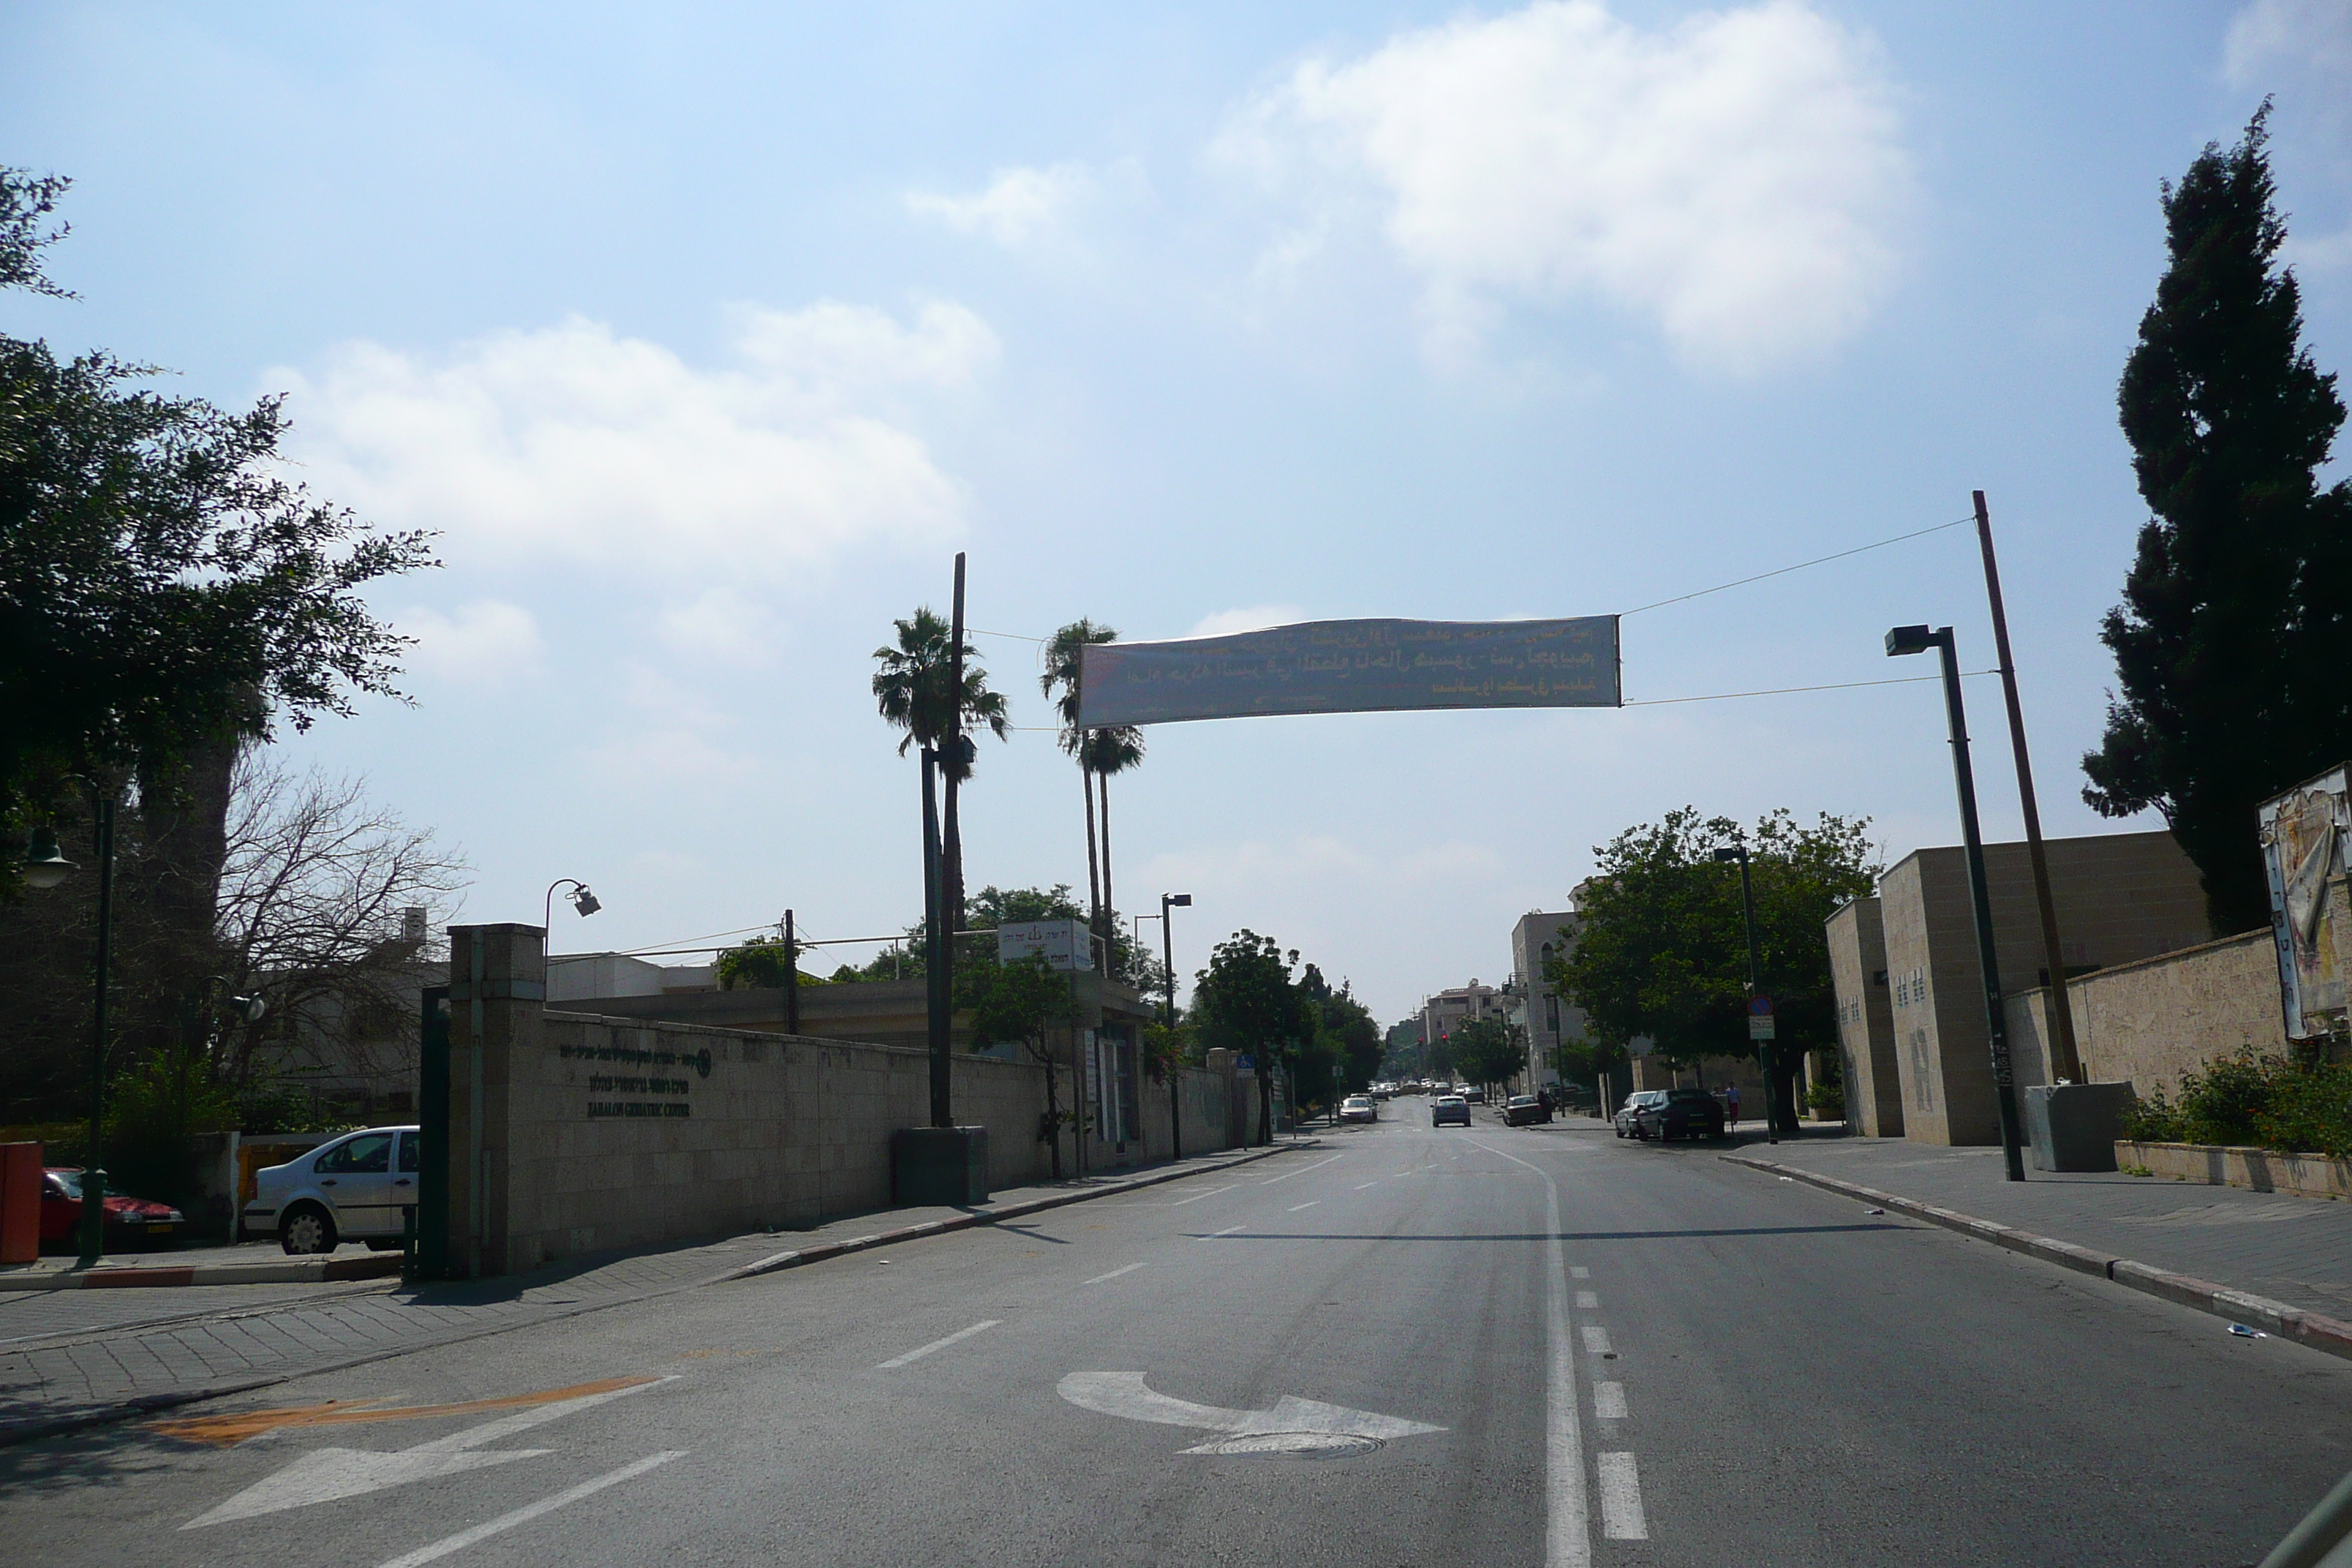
542;878;603;946
1161;894;1190;1159
1887;623;2027;1182
1711;843;1778;1145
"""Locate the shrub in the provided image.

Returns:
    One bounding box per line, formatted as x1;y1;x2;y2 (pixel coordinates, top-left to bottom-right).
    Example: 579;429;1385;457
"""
2120;1049;2352;1159
1805;1082;1845;1117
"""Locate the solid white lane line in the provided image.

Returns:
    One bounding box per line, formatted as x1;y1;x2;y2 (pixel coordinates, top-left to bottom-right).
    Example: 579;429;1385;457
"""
1166;1185;1236;1207
1597;1452;1648;1539
875;1319;1000;1369
1259;1153;1347;1185
1286;1201;1319;1212
1083;1263;1147;1286
372;1452;686;1568
1580;1326;1613;1356
1594;1382;1629;1420
1569;1267;1591;1280
1463;1136;1588;1568
1196;1224;1245;1240
1575;1290;1599;1310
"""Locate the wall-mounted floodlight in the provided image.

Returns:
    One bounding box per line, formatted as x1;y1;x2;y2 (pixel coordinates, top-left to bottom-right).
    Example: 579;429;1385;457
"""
22;825;75;890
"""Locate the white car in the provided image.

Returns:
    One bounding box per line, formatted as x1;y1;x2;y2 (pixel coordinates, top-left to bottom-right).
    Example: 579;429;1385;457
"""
244;1125;422;1254
1338;1095;1378;1124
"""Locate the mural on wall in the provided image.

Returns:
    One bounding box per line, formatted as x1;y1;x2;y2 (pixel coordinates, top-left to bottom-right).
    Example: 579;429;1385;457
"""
2258;764;2351;1039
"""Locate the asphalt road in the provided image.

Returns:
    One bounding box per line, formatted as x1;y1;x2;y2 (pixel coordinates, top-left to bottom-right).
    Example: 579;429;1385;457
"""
6;1117;2350;1567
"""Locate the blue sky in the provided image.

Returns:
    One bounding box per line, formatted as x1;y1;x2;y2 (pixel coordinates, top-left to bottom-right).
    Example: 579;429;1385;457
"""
7;1;2348;1022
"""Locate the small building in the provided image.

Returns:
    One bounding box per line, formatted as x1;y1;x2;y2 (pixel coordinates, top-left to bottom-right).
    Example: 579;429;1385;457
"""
1509;910;1587;1090
1854;828;2208;1145
1825;897;1901;1137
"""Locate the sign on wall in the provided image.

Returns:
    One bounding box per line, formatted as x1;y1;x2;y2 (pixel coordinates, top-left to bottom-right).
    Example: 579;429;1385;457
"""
1077;616;1621;728
998;919;1093;972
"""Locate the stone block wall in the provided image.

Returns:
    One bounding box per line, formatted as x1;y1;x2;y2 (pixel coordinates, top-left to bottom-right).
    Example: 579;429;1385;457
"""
2062;930;2287;1100
442;922;1254;1278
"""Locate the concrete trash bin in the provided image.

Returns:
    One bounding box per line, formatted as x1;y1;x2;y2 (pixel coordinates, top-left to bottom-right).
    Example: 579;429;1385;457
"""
2024;1082;2137;1173
890;1126;990;1207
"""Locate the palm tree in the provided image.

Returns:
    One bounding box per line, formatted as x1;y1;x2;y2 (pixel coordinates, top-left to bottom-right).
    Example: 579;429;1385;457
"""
1042;620;1145;974
873;608;1010;934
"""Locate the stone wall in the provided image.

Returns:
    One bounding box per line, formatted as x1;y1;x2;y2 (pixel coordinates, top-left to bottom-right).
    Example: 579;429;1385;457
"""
2060;929;2285;1101
440;922;1250;1278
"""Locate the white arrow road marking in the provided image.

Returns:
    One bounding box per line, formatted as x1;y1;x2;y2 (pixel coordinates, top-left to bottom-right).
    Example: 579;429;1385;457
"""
1057;1372;1445;1453
373;1451;687;1568
184;1380;672;1528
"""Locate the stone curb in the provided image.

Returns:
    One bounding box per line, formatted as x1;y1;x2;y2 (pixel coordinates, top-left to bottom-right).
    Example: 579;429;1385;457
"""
717;1141;1313;1283
0;1254;402;1292
0;1140;1317;1449
1722;1153;2352;1363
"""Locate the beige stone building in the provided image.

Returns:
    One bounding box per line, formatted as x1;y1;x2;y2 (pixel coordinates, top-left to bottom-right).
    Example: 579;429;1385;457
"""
1861;829;2208;1145
1825;897;1901;1137
1509;910;1585;1089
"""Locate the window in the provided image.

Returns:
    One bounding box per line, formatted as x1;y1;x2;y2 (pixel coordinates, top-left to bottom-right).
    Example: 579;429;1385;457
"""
397;1133;420;1174
316;1133;393;1175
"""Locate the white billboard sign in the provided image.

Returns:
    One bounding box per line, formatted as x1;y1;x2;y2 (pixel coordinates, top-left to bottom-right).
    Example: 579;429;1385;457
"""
997;919;1093;973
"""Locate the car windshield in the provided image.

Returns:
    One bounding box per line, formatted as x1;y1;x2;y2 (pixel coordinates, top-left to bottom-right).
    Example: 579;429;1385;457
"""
48;1170;80;1199
1665;1089;1714;1102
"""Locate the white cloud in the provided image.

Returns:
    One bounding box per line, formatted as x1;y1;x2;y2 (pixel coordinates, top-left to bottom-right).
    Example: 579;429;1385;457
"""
274;301;995;579
399;598;543;681
1186;603;1311;639
654;587;779;667
907;163;1095;246
2226;0;2352;86
1222;0;1912;374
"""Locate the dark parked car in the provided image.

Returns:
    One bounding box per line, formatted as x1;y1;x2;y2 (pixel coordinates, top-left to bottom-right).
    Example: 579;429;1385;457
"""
39;1168;184;1249
1635;1088;1728;1142
1613;1090;1667;1138
1503;1093;1550;1126
1431;1095;1471;1127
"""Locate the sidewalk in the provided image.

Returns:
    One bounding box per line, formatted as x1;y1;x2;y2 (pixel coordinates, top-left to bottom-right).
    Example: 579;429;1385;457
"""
1723;1132;2352;1352
0;1140;1304;1446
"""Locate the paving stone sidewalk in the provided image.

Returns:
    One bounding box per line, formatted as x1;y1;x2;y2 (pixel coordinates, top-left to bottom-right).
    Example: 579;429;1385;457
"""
0;1142;1300;1444
1735;1134;2352;1320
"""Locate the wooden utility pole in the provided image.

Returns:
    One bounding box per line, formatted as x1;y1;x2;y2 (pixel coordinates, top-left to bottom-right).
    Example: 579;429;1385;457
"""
783;908;800;1036
1974;491;2084;1084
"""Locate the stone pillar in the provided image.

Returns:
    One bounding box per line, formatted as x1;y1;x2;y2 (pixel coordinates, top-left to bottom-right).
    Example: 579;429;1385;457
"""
446;924;546;1278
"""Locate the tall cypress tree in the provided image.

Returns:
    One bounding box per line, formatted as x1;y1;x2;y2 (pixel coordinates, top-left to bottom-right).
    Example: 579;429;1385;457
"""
2084;105;2352;935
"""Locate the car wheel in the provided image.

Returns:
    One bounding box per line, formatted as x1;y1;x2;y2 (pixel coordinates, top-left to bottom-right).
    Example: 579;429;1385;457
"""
280;1204;337;1256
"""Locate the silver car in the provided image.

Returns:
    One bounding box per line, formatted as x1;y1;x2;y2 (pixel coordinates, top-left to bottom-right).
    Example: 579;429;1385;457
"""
244;1125;421;1254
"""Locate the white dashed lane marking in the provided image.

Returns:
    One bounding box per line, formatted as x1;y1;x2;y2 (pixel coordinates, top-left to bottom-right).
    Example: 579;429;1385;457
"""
1597;1452;1648;1539
1196;1224;1245;1240
875;1319;1000;1369
1083;1263;1147;1286
1287;1201;1319;1213
1259;1153;1347;1186
1575;1290;1599;1309
1594;1382;1628;1420
1166;1185;1236;1207
1570;1267;1591;1279
1580;1326;1612;1355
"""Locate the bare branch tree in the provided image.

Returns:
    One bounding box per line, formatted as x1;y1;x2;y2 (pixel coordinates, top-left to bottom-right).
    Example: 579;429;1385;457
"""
209;753;469;1098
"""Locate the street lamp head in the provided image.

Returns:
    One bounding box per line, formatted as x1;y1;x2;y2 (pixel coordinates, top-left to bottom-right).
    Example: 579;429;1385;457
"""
568;886;603;917
1711;847;1746;864
21;825;75;891
1885;624;1935;657
1165;893;1191;908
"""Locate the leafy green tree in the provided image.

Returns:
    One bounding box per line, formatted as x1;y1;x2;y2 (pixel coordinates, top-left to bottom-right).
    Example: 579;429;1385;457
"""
1;169;436;861
1551;808;1877;1135
969;952;1086;1178
871;607;1011;932
1450;1017;1524;1095
715;935;827;991
2083;106;2352;935
1191;930;1308;1145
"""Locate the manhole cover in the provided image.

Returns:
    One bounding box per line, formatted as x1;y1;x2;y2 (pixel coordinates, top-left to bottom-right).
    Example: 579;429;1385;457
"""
1200;1432;1382;1460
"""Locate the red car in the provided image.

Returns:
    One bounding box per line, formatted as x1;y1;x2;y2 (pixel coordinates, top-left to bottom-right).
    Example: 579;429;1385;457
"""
39;1168;185;1249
